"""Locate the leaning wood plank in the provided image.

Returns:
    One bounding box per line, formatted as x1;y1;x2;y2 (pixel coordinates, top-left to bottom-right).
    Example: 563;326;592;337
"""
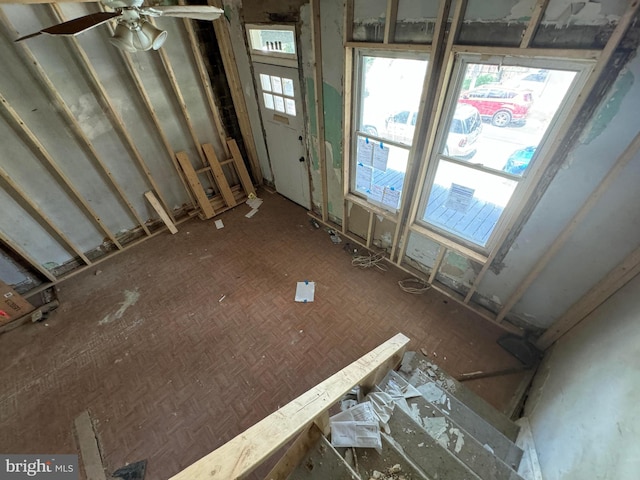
169;333;410;480
74;411;107;480
202;144;236;207
176;152;216;219
227;139;256;197
144;191;178;234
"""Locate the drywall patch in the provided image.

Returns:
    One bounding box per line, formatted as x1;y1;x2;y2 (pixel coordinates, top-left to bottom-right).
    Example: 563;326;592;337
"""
581;69;634;144
99;289;140;325
70;94;112;141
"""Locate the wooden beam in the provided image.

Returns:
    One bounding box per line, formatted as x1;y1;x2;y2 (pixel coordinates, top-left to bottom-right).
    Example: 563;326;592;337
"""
341;47;354;235
176;152;216;219
536;244;640;350
345;41;430;52
428;245;446;284
390;0;451;263
344;0;354;44
264;424;323;480
311;0;328;221
0;92;123;250
520;0;550;48
452;45;599;60
0;165;91;265
463;0;640;305
98;6;198;209
169;333;410;480
74;411;107;480
495;130;640;324
209;0;263;184
202;144;236;207
395;0;459;266
178;0;230;158
50;4;176;224
144;191;178;234
0;11;151;237
383;0;399;44
227;139;256;197
366;210;374;248
0;230;56;283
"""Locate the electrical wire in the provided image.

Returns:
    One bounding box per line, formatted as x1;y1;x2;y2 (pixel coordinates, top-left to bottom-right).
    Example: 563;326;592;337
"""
351;251;388;271
398;277;431;294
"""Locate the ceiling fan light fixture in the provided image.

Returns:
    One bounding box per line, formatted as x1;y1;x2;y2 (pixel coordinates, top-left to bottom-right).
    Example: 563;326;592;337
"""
110;22;136;53
140;21;167;50
131;25;153;51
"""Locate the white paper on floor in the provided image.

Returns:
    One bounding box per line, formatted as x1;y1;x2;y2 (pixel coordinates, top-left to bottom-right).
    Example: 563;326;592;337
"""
214;220;224;229
247;197;263;209
245;208;259;218
295;281;315;302
329;401;381;449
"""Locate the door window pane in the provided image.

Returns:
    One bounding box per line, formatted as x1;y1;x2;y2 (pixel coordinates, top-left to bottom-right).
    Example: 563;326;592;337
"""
285;98;296;116
271;76;283;94
359;56;428;146
273;95;285;112
263;93;274;110
260;74;271;92
282;78;295;97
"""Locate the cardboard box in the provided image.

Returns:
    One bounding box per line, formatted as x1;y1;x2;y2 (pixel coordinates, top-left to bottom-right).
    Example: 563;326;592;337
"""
0;280;35;326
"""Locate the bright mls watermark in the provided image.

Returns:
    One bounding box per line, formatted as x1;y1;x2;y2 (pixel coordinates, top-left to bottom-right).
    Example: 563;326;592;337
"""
0;455;78;479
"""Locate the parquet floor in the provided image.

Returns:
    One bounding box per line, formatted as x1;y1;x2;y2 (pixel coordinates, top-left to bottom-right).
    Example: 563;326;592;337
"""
0;190;526;479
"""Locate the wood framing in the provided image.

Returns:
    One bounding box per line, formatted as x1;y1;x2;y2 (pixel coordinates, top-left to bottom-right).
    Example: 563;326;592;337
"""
50;4;176;224
74;411;107;480
341;46;354;235
227;139;256;197
144;191;178;234
537;244;640;350
365;210;374;247
0;11;151;237
495;129;640;324
209;0;263;184
520;0;550;48
0;91;123;250
202;144;236;207
346;41;430;52
0;165;91;264
463;0;640;305
178;0;230;158
176;152;216;219
451;45;600;60
344;0;354;44
429;245;446;284
264;424;324;480
383;0;399;44
409;224;487;265
0;230;57;283
169;333;410;480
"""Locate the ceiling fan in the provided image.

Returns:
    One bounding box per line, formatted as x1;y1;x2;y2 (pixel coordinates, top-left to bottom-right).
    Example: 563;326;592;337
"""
15;0;224;52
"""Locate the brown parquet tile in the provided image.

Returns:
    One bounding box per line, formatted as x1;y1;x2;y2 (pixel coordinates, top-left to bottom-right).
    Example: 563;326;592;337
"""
0;190;525;479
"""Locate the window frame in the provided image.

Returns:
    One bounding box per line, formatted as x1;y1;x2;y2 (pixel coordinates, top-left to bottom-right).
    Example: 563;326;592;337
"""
415;53;593;254
348;48;430;214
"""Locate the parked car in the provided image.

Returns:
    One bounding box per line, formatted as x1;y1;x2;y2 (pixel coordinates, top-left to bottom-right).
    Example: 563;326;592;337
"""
458;85;533;127
502;146;536;175
383;105;482;158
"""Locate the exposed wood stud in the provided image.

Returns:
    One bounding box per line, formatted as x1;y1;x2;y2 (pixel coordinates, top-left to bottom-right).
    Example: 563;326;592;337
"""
202;143;236;207
344;0;354;44
452;45;599;60
0;12;152;237
520;0;550;48
383;0;399;44
341;46;354;235
0;91;123;250
537;244;640;350
178;0;230;158
0;165;92;265
311;0;329;221
495;130;640;324
176;152;216;219
395;0;459;266
144;191;178;234
0;231;57;283
98;6;198;208
463;0;640;305
227;139;256;198
366;210;374;248
429;246;446;284
50;4;176;224
345;41;430;52
209;0;263;184
264;425;323;480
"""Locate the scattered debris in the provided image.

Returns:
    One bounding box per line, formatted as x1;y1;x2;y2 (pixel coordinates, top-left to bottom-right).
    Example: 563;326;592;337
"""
330;402;381;449
218;295;226;303
294;281;315;303
327;229;342;244
112;460;147;480
214;219;224;229
95;270;102;276
199;254;213;260
369;464;406;480
245;209;259;218
310;218;320;229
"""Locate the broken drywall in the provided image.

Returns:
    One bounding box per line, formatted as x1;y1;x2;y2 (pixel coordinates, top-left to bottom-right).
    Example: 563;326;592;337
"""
525;274;640;479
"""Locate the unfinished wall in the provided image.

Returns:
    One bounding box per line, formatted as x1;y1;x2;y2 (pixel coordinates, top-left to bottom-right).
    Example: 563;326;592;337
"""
0;3;236;287
524;272;640;480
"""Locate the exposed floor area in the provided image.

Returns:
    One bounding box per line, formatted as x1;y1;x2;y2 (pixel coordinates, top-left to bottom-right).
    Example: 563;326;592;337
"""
0;191;527;479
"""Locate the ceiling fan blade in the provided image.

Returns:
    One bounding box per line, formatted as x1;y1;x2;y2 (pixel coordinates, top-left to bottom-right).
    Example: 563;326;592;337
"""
16;11;120;42
149;5;224;21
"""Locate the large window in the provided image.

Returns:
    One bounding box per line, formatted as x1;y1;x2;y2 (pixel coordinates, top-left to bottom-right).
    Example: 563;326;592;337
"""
418;56;588;251
350;52;428;212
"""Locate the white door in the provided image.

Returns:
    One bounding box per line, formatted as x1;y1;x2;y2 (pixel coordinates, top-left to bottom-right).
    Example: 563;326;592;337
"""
253;62;311;208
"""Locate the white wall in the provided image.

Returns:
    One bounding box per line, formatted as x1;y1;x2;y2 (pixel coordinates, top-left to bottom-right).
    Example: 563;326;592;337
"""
525;273;640;480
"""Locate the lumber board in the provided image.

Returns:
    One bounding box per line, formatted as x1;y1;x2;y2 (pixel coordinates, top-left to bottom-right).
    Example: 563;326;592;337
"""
169;333;410;480
176;152;216;219
144;191;178;234
74;411;106;480
202;144;236;207
227;139;256;197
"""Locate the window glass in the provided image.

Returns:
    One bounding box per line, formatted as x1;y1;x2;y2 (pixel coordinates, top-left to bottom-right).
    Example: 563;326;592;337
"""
285;98;296;116
248;28;296;55
271;76;283;94
263;93;274;110
282;78;295;97
273;95;285;112
260;74;271;92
